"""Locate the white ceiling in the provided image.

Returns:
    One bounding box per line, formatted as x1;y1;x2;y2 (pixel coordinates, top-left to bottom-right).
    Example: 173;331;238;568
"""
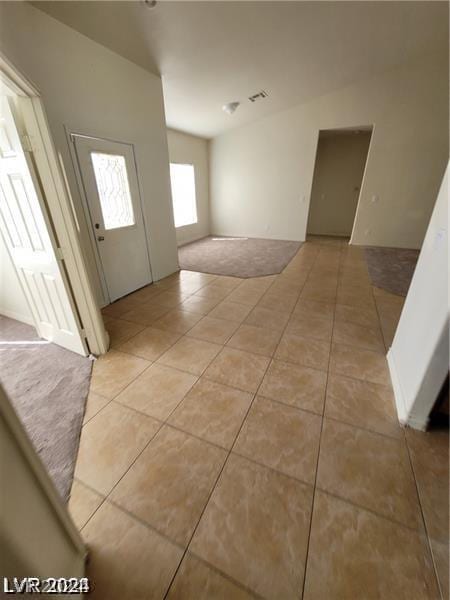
34;1;448;139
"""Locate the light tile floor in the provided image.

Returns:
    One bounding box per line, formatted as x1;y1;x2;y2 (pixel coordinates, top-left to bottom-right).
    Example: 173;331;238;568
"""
70;237;449;599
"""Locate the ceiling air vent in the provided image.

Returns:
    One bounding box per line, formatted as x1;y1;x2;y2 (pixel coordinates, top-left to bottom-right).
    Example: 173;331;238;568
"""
248;90;268;103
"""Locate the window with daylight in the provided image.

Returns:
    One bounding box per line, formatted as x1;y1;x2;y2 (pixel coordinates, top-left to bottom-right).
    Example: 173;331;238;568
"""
91;152;135;230
169;163;198;228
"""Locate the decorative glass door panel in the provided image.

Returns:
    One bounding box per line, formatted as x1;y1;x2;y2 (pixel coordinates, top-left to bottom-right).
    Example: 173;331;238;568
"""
91;153;135;230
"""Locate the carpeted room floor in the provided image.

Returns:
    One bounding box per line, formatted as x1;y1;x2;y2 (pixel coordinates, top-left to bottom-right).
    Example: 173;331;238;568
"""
364;246;420;296
0;316;92;501
178;235;420;297
178;235;302;278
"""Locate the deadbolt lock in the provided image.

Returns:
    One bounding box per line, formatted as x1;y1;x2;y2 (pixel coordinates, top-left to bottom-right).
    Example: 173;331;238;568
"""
97;236;105;241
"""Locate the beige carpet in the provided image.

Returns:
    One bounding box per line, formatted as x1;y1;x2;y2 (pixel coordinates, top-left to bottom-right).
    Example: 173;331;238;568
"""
364;246;420;296
0;316;92;501
178;236;302;278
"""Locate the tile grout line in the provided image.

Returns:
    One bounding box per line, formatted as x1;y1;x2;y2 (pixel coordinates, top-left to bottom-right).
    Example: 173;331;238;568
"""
110;273;269;364
108;275;226;330
85;267;302;451
77;414;165;536
78;347;206;534
90;294;219;409
163;244;317;599
240;371;404;442
81;395;114;427
161;342;274;598
365;255;442;592
110;300;404;447
313;486;429;535
79;244;430;598
403;433;444;599
83;403;411;519
213;241;328;598
161;398;256;598
185;551;264;599
79;272;290;545
320;412;403;443
369;272;390;356
79;275;276;590
76;478;272;600
300;240;343;600
110;369;403;460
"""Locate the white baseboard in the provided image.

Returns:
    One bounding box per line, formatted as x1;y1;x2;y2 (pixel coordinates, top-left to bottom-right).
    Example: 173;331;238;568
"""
404;414;429;432
387;348;430;431
387;349;408;425
177;233;209;248
0;308;35;327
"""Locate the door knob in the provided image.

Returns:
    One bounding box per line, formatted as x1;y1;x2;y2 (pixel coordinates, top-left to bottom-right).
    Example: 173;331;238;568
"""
97;236;105;241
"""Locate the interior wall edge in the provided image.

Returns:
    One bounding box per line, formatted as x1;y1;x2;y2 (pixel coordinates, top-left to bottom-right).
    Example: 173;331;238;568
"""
388;163;449;429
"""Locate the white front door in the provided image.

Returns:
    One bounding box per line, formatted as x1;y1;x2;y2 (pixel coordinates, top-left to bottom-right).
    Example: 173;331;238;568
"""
0;96;87;355
72;135;152;303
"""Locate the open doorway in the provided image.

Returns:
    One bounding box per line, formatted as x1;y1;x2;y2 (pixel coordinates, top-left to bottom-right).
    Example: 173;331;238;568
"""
0;94;87;354
307;126;372;240
0;57;107;501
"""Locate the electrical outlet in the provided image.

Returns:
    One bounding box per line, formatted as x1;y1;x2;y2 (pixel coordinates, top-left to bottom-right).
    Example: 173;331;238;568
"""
364;228;371;236
371;195;379;203
434;228;446;249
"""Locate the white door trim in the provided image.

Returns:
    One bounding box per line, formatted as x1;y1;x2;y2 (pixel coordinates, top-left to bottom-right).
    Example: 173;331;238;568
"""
0;51;109;355
66;129;111;306
349;124;376;245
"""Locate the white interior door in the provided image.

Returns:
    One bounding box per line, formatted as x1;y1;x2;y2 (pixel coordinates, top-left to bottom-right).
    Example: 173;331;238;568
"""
0;96;87;355
73;135;152;303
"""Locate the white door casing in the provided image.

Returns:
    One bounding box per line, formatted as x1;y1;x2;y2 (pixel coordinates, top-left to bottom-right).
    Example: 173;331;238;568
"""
72;135;152;303
0;96;87;355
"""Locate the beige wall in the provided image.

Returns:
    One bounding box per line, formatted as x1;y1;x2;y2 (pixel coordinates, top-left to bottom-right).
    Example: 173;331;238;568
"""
307;131;371;237
210;52;448;249
0;2;178;307
1;385;85;581
167;129;210;246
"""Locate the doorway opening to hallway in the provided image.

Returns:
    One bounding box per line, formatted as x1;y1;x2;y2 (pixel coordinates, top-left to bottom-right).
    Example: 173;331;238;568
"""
307;126;373;240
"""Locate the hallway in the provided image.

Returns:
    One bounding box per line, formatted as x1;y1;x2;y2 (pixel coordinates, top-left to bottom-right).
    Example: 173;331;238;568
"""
69;238;448;599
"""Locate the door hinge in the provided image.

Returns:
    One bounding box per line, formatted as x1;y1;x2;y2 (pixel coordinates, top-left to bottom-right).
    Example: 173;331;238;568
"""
55;247;65;260
80;328;87;338
21;134;34;153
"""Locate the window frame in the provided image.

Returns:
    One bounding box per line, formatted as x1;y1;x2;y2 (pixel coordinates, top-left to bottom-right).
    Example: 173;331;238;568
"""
169;162;198;229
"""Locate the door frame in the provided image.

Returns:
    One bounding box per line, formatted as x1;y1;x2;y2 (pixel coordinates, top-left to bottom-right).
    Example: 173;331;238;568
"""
305;124;375;243
349;125;375;245
0;52;109;355
66;129;153;307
